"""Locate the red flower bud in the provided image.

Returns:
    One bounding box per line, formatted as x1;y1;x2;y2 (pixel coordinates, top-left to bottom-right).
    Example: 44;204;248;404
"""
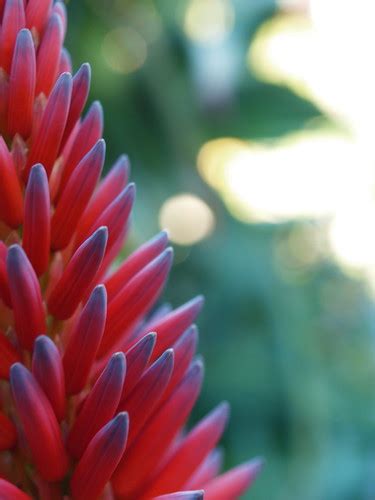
0;479;31;500
23;164;50;275
25;0;52;36
142;402;229;497
8;28;35;138
75;154;129;245
143;296;204;361
10;363;68;481
25;72;72;179
60;101;103;189
112;359;204;497
0;0;25;74
67;352;126;459
121;331;156;395
7;245;46;350
60;62;91;150
153;492;204;500
48;226;108;320
51;139;105;250
63;284;107;395
120;349;174;444
100;247;173;357
32;335;66;421
185;450;223;490
70;412;129;500
0;136;23;228
105;230;169;302
203;458;264;500
35;13;64;97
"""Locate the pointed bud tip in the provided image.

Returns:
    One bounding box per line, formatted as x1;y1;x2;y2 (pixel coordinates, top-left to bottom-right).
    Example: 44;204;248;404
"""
245;457;265;475
78;62;91;77
191;295;205;310
94;138;106;153
29;163;47;182
125;182;136;198
160;348;174;363
9;362;26;387
161;247;174;265
112;154;130;177
91;100;103;116
7;244;25;265
93;283;107;298
215;400;230;420
92;225;108;242
17;28;34;45
188;357;204;380
34;335;56;352
109;352;126;373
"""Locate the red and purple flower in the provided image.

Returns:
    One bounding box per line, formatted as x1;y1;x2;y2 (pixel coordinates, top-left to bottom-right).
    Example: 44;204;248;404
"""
0;1;262;498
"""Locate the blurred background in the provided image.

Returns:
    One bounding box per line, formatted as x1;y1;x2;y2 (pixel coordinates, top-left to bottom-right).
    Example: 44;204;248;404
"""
66;1;375;498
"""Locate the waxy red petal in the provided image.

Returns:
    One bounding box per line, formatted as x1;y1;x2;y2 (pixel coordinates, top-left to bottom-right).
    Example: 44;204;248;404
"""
0;479;31;500
35;13;63;97
60;62;91;150
0;136;23;228
32;335;66;421
0;0;25;74
121;331;156;395
153;492;204;500
51;139;105;250
67;352;126;459
112;359;204;497
58;46;71;74
144;296;204;361
75;154;129;245
0;410;17;450
7;28;36;138
0;330;20;379
104;230;168;302
25;72;72;179
0;242;11;307
159;325;198;405
25;0;52;36
120;349;174;445
203;458;264;500
60;100;103;189
47;226;108;320
63;284;107;395
22;164;50;275
10;363;68;481
7;245;46;350
142;402;229;497
75;182;135;254
99;247;173;357
70;412;129;500
52;1;67;35
185;449;223;490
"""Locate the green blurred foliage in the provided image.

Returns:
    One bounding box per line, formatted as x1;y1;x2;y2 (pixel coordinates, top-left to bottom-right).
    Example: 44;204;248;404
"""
66;1;375;498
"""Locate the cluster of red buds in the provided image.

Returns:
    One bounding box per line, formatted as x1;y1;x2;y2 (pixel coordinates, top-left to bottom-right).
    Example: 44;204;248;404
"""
0;0;263;498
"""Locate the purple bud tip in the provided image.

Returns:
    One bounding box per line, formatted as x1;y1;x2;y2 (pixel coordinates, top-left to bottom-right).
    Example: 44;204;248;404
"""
108;351;126;376
7;244;26;269
34;335;56;359
17;28;33;47
9;362;28;393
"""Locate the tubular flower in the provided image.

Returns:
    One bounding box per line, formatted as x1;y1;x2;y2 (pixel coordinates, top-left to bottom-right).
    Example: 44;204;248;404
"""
0;1;263;499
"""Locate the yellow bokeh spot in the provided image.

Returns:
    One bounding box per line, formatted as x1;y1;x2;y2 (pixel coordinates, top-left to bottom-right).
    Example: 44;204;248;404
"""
159;193;215;246
197;130;373;223
184;0;235;45
102;27;147;74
